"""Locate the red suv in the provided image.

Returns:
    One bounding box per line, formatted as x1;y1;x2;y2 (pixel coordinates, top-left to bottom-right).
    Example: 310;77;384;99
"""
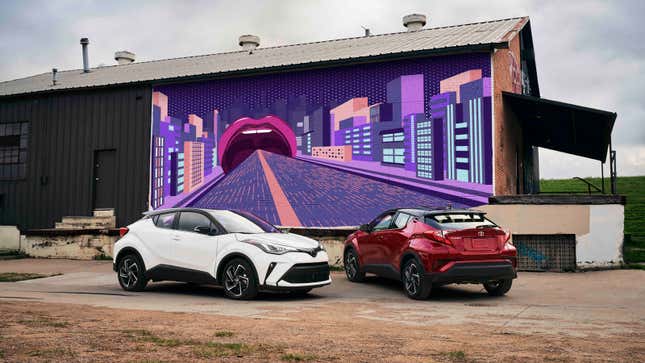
343;208;517;299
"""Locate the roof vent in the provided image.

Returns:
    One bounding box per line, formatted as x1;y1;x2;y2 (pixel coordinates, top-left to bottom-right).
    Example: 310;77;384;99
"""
238;35;260;51
80;38;90;73
51;68;58;86
115;51;136;65
402;13;427;31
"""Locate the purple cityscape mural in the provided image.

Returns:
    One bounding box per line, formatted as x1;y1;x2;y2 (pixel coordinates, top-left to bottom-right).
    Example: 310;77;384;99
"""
150;54;493;227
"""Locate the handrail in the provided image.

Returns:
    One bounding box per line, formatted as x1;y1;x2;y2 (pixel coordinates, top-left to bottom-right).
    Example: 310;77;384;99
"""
572;177;603;194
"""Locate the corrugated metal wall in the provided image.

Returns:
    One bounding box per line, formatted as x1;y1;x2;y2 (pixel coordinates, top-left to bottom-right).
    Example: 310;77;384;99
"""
0;86;152;230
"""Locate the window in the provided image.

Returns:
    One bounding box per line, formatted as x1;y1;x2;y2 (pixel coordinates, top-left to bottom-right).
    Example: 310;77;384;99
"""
210;210;280;234
425;213;497;230
393;213;411;229
372;213;394;231
0;121;29;179
177;212;213;233
154;212;176;229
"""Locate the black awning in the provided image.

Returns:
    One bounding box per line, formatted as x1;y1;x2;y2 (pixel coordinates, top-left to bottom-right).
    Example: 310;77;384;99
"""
503;92;616;162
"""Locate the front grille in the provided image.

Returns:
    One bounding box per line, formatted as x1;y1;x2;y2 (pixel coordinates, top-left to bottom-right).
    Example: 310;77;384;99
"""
281;262;330;284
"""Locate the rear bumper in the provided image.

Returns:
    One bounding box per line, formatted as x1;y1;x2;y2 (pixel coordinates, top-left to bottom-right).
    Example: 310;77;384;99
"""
427;261;516;285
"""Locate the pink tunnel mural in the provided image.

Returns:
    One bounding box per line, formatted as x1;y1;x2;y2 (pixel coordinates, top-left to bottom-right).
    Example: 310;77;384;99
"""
218;115;297;174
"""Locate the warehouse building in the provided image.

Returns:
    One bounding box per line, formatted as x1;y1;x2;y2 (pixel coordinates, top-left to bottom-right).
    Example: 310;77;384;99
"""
0;15;623;269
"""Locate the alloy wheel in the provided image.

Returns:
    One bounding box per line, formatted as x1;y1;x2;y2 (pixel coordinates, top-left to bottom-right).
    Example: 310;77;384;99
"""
345;252;359;279
224;264;250;298
119;257;140;289
404;262;420;296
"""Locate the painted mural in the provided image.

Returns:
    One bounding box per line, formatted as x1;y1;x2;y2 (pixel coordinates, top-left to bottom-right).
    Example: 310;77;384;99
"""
150;54;494;227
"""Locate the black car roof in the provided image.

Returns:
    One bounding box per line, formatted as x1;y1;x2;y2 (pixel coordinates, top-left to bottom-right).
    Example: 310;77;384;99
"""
142;207;218;216
393;207;485;217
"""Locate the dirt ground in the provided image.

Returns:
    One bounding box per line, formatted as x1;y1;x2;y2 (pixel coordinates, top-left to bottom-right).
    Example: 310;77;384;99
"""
0;259;643;362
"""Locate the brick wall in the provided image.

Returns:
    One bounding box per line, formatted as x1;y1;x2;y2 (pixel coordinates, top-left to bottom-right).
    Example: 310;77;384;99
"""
493;34;525;195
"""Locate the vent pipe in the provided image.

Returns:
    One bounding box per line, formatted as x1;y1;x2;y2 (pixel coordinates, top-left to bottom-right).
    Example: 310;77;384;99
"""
80;38;90;73
238;35;260;51
51;68;58;86
115;51;136;65
402;14;427;31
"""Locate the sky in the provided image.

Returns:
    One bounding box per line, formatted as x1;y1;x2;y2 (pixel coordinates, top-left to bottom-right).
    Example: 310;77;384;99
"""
0;0;643;178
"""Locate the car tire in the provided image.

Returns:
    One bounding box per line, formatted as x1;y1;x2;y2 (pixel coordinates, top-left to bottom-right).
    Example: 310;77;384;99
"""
402;259;431;300
344;248;365;282
222;258;258;300
483;279;513;296
117;254;148;292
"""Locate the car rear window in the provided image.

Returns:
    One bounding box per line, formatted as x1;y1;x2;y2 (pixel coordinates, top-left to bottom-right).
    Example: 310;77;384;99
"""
425;213;496;230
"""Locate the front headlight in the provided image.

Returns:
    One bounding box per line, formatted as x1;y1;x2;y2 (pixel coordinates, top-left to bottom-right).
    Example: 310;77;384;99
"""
242;239;298;255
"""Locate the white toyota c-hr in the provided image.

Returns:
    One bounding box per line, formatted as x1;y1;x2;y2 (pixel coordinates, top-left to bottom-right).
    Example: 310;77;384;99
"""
113;208;331;299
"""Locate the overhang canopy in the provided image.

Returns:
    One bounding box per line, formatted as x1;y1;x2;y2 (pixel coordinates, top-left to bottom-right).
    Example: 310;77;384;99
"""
503;92;616;162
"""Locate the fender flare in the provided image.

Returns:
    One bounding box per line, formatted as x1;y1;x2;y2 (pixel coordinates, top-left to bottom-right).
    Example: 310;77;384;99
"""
215;252;259;284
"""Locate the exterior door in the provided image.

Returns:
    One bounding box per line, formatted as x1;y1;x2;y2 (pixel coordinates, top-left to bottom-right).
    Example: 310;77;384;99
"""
93;149;117;209
378;212;413;267
146;212;179;264
170;211;219;272
360;212;395;265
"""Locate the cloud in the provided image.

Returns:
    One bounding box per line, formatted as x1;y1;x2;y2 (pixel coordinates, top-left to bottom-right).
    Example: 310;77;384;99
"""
0;0;642;177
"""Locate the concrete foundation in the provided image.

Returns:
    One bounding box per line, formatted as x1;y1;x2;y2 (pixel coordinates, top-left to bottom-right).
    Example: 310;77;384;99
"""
484;195;626;270
0;226;20;250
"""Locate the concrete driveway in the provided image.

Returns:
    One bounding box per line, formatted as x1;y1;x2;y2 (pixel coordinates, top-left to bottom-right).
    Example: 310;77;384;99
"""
1;259;644;338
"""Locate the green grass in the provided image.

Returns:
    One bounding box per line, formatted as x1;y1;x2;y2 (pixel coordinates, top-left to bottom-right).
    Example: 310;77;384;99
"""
123;329;251;358
540;176;645;262
214;330;235;337
93;253;113;260
440;350;467;362
18;316;70;328
0;272;60;282
280;352;319;362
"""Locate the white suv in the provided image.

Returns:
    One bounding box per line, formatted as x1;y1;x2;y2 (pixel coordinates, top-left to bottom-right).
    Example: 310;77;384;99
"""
113;208;331;299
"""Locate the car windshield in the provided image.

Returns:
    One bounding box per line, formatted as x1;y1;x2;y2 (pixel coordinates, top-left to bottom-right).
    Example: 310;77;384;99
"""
210;210;281;234
425;213;497;230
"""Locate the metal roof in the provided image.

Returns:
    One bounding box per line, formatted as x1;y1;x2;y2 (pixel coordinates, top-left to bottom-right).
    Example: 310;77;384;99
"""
0;17;527;97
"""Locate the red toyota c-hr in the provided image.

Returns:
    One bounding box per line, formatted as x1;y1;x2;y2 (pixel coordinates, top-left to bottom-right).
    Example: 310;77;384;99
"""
343;208;517;299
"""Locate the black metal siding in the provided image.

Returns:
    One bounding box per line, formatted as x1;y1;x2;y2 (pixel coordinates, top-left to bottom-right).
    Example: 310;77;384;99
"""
0;86;152;230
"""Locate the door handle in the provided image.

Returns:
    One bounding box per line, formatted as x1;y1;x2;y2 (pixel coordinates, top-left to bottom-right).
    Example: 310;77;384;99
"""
171;235;181;241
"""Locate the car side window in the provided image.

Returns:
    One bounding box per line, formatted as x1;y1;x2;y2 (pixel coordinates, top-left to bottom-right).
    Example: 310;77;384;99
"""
154;213;176;229
392;213;411;229
372;213;394;231
177;212;213;234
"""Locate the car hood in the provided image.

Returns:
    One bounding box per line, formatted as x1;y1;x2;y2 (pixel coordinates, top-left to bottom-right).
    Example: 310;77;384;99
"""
234;232;320;249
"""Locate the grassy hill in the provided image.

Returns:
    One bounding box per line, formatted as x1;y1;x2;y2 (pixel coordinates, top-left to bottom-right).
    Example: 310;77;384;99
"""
540;176;645;262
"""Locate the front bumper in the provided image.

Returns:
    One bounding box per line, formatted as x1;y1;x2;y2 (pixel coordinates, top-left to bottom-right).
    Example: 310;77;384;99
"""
275;262;332;288
428;261;516;285
258;250;331;289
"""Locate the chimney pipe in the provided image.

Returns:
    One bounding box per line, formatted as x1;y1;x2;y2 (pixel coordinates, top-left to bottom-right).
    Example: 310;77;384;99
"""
238;35;260;51
52;68;58;86
361;26;371;37
402;14;427;31
80;38;90;73
114;50;136;65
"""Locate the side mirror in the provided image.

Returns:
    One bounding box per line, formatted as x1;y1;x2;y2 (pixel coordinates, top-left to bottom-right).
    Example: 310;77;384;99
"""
359;224;371;233
194;226;214;235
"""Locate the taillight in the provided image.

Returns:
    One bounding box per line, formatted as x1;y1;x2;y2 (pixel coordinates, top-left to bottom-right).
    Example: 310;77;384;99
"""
423;229;452;246
504;229;512;245
119;227;129;238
